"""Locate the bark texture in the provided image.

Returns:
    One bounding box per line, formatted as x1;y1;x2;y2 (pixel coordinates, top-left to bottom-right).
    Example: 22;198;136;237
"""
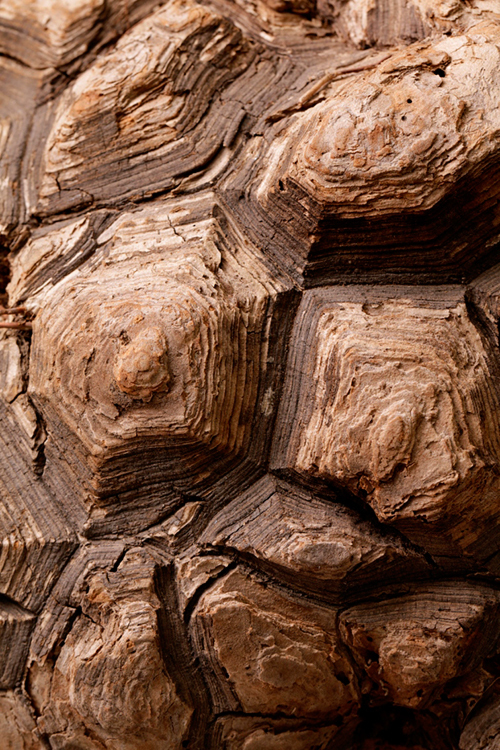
1;0;500;748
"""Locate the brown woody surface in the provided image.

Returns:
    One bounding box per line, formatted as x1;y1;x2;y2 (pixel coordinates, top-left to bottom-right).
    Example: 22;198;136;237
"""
1;0;500;748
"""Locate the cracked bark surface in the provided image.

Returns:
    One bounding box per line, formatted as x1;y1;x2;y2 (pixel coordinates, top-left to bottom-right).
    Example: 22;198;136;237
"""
1;0;500;748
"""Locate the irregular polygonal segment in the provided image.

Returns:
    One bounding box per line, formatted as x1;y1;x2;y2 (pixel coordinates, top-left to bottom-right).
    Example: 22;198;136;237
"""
333;0;432;47
0;0;105;69
190;567;360;720
30;0;256;217
234;21;500;283
0;0;162;70
339;581;500;710
15;193;292;534
198;475;432;600
28;547;193;750
272;289;500;566
240;0;470;46
319;0;473;47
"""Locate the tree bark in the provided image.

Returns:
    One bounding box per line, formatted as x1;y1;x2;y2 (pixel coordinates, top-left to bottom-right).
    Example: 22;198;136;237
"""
1;1;500;748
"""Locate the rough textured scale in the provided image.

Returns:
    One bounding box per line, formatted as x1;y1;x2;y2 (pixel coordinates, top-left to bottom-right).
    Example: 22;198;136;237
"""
0;0;161;70
189;566;360;720
27;546;194;750
0;0;500;748
339;581;500;710
198;474;433;599
9;192;294;534
27;0;257;216
272;288;500;568
220;13;500;283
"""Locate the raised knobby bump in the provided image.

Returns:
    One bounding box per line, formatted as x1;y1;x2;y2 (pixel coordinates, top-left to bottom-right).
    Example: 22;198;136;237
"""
113;328;170;402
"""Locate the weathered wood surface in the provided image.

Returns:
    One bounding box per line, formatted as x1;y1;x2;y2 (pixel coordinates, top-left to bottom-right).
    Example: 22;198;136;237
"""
1;0;500;748
8;191;294;535
272;288;500;569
